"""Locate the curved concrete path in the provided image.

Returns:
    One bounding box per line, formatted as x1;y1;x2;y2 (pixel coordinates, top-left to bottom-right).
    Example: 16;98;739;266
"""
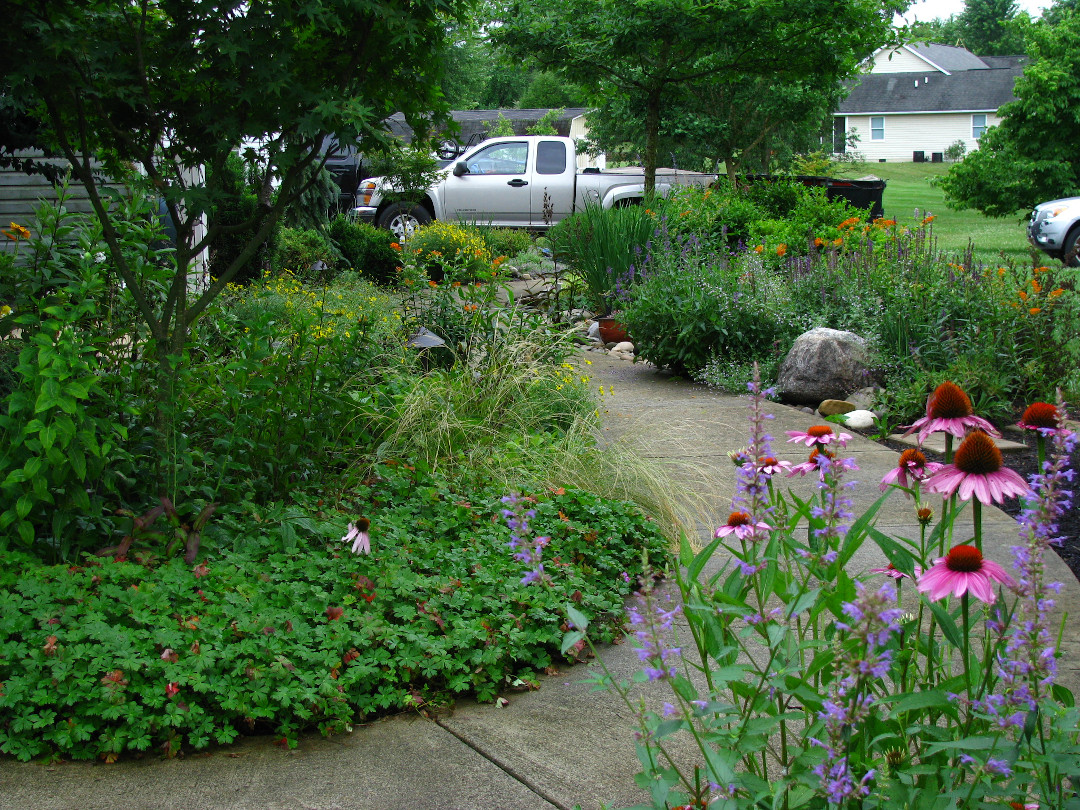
2;350;1077;810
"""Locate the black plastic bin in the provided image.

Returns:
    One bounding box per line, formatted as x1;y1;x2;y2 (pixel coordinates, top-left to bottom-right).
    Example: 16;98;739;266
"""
739;175;887;220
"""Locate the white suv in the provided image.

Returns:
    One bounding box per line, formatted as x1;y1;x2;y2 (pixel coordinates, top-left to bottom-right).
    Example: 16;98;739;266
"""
1028;197;1080;265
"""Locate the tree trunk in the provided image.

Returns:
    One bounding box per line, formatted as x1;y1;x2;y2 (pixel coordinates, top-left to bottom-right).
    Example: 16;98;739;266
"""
643;89;662;195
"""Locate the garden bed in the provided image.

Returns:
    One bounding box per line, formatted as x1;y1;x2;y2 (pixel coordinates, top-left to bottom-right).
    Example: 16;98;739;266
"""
0;467;668;762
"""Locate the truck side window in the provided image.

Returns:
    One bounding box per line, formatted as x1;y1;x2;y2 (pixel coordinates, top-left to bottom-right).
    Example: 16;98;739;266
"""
536;142;567;175
465;142;528;175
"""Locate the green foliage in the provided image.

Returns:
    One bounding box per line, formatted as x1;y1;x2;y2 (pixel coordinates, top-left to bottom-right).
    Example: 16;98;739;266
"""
327;216;399;284
0;291;129;561
939;9;1080;215
574;381;1079;808
0;474;668;761
185;273;409;504
479;227;534;259
1;0;468;376
404;220;494;282
484;112;517;137
618;222;804;375
373;297;589;472
518;72;585;109
366;143;445;208
959;0;1027;55
548;203;656;316
525;108;564;136
943;139;967;163
272;229;339;278
493;0;901;188
207;153;271;285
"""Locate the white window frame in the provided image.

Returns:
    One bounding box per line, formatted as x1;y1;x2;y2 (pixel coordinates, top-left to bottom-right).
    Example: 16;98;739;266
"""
972;113;987;139
870;116;885;141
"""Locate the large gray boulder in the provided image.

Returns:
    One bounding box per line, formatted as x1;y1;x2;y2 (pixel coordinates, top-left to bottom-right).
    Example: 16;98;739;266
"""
777;328;871;406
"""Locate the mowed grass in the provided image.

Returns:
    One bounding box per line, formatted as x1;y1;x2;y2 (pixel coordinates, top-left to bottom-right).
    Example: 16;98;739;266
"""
838;161;1040;267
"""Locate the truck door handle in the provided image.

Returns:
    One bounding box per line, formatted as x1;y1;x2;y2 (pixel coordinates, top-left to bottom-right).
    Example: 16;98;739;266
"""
507;179;528;187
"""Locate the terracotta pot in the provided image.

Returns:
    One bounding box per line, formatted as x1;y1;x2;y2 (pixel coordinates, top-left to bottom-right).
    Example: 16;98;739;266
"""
597;316;629;343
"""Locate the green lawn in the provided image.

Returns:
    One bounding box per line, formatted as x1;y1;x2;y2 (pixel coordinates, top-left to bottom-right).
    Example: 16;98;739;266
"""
838;161;1037;266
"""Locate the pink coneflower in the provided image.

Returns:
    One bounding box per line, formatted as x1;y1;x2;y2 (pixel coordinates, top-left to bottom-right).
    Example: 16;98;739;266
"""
715;511;771;540
869;563;921;580
786;425;851;448
756;456;792;477
902;381;1000;445
1018;401;1058;431
342;517;371;555
916;544;1014;604
787;448;858;480
879;448;941;493
923;431;1030;504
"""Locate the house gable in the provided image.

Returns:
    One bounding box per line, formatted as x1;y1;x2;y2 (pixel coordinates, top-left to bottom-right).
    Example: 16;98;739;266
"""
835;43;1025;161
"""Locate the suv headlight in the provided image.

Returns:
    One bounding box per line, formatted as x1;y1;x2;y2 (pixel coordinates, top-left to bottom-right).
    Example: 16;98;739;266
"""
1045;205;1071;220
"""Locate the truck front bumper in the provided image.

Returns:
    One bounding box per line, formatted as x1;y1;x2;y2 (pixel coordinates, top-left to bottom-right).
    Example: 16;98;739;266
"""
351;206;377;224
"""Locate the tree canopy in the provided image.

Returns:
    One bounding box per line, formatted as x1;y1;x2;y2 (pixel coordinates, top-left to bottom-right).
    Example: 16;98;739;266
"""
1;0;466;364
492;0;907;190
937;7;1080;216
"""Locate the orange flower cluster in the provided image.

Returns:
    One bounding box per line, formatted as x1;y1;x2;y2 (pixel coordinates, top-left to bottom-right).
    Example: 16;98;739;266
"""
776;244;787;257
2;222;30;241
837;216;861;230
1012;267;1066;315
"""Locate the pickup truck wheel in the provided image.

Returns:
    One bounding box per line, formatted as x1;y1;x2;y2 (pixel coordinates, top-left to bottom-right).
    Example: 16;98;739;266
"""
1063;226;1080;267
377;204;431;241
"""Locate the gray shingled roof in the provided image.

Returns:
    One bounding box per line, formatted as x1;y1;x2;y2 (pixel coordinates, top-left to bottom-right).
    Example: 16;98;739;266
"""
904;42;992;73
837;66;1024;114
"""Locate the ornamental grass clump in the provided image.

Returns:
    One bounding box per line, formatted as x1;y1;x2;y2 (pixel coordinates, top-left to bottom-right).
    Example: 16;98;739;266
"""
560;373;1079;809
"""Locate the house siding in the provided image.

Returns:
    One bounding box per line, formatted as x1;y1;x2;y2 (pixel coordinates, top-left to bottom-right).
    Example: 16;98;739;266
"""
0;155;95;253
846;112;1001;162
871;48;938;74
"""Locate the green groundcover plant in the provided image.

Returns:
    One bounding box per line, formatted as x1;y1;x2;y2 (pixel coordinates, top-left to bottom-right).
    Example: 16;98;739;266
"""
0;467;667;761
562;376;1080;808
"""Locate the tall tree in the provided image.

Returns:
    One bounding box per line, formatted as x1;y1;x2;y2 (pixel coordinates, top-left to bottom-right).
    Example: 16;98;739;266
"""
938;7;1080;215
959;0;1025;54
1;0;464;385
492;0;906;192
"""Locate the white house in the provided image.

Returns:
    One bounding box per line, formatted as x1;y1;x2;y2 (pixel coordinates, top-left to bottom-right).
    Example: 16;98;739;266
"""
834;43;1026;163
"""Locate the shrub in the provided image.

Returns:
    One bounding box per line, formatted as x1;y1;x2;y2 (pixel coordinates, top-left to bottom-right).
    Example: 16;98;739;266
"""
0;474;667;760
327;216;399;284
480;226;533;260
405;220;493;282
180;272;410;503
272;228;338;278
618;223;804;375
548;203;655;316
207;152;273;284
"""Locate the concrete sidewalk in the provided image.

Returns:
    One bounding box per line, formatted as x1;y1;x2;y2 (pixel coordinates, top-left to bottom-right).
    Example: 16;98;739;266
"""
2;350;1077;810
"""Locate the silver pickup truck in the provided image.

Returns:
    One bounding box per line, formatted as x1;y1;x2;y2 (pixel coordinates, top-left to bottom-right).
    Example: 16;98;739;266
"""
353;136;714;239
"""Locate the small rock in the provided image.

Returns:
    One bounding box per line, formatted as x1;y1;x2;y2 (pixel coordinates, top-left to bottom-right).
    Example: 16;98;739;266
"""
612;341;634;354
818;399;856;417
587;322;600;340
841;409;877;430
847;386;880;411
519;272;533;281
